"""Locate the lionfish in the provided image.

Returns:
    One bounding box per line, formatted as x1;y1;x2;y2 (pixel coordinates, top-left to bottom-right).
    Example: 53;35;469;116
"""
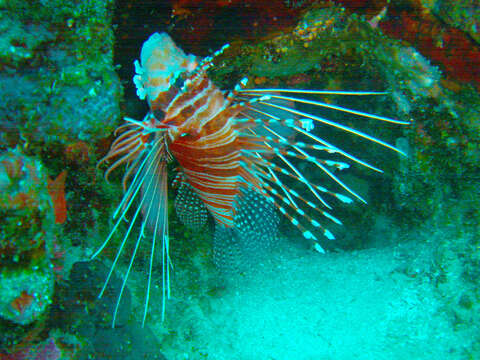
92;32;407;327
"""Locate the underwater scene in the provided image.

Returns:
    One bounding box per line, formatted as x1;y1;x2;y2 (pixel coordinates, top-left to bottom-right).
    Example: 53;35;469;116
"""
1;0;480;359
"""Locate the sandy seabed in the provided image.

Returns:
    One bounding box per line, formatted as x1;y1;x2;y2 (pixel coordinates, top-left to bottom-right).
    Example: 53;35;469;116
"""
153;236;474;360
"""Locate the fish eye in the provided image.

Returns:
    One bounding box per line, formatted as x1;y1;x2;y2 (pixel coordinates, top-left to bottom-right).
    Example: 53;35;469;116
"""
152;108;165;120
174;76;185;90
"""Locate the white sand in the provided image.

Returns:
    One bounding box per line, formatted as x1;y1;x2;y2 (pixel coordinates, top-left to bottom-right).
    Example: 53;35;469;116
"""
154;237;473;360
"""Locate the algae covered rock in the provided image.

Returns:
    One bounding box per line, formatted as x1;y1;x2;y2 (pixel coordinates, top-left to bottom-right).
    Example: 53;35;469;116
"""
0;148;56;350
0;11;54;68
0;260;54;326
0;148;54;259
424;0;480;46
0;0;122;147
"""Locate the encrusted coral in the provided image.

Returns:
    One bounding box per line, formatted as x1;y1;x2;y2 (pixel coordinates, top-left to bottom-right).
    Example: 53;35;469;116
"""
0;0;122;148
0;0;479;357
0;148;54;260
0;149;56;352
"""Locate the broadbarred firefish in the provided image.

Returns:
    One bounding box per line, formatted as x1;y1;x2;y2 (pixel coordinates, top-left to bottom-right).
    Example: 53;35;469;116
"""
93;32;407;327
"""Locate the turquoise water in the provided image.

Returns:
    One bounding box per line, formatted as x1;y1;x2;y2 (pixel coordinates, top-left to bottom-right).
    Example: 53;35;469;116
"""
0;1;479;359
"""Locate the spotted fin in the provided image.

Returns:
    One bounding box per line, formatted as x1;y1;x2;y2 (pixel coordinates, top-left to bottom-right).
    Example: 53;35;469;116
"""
174;181;209;231
213;187;279;274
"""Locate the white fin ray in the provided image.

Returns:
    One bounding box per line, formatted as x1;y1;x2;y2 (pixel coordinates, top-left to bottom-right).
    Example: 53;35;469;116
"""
242;92;409;125
109;129;142;150
97;146;159;304
91;139;162;261
263;120;362;205
240;88;387;96
292;125;383;172
258;100;406;155
247;168;331;249
244;104;384;172
138;148;170;325
91;137;168;328
101;141;144;181
249;155;349;219
246;127;300;209
246;113;332;208
237;89;411;246
111;153;161;328
113;140;165;219
255;166;343;225
248;106;375;203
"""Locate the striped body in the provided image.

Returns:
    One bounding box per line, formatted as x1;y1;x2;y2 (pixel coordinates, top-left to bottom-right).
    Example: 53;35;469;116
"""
93;32;408;327
164;74;259;227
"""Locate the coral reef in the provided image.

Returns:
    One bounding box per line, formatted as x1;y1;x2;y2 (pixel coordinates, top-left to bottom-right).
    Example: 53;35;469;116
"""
0;0;123;277
49;261;166;359
169;0;309;51
1;0;479;357
423;0;480;46
0;0;122;148
0;149;55;351
5;337;62;360
378;0;480;89
0;149;54;259
0;0;123;357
